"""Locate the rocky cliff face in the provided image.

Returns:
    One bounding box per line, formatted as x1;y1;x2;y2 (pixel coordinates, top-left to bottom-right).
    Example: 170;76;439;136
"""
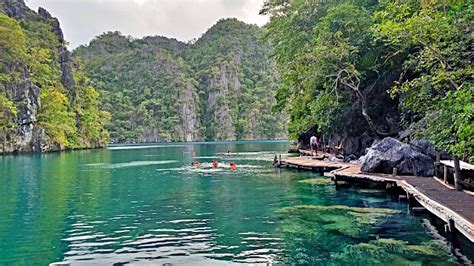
0;0;109;154
0;1;53;153
74;33;201;143
75;18;287;143
189;18;287;141
0;75;46;153
204;64;240;140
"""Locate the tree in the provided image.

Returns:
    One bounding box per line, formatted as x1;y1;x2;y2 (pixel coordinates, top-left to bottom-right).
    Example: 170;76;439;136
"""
262;0;398;139
374;0;473;188
0;14;27;73
0;94;17;150
37;87;76;148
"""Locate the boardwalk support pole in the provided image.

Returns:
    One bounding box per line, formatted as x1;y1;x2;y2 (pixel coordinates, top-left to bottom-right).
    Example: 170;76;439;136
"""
443;165;448;184
454;156;462;191
446;219;458;243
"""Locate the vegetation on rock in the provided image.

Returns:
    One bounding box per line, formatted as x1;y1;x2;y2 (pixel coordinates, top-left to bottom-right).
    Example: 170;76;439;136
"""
276;205;453;264
332;238;455;265
74;19;287;143
0;2;109;153
262;0;473;162
298;178;332;185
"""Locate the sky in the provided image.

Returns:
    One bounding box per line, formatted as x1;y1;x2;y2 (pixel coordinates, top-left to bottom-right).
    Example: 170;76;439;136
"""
25;0;269;49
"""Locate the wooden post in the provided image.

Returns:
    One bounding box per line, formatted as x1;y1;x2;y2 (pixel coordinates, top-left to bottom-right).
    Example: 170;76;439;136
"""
392;167;397;176
434;153;440;177
278;154;282;167
443;165;448;184
446;219;457;243
454;156;462;191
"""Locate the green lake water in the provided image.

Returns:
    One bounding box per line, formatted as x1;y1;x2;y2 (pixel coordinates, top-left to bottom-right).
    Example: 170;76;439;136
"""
0;141;468;265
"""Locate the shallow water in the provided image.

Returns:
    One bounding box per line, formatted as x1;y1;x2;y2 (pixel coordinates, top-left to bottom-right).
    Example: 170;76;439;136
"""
0;141;468;264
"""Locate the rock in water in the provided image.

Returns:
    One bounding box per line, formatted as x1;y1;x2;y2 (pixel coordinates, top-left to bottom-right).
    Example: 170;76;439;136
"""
360;137;434;177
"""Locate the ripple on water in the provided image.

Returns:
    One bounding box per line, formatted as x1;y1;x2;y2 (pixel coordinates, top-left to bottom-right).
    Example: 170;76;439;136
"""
84;160;177;169
107;144;186;150
155;164;265;175
5;142;466;265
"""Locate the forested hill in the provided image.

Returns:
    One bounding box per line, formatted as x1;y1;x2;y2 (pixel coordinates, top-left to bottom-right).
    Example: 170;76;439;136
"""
0;0;109;154
74;19;286;143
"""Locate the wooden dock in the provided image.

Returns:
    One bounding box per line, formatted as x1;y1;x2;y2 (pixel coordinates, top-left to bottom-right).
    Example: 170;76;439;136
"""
277;156;474;243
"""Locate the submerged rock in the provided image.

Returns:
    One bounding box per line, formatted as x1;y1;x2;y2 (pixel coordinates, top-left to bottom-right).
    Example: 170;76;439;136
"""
331;238;456;264
360;137;435;177
276;204;399;264
298;178;332;185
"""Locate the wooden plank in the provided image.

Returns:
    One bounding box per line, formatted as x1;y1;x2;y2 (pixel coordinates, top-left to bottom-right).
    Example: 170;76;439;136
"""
440;160;474;171
401;180;474;242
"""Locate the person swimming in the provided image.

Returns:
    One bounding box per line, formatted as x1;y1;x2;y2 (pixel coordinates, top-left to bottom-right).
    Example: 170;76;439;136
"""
192;161;200;168
212;161;218;168
230;162;237;170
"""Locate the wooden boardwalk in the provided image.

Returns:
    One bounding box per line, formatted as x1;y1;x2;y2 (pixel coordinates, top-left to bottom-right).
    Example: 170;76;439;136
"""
277;155;474;242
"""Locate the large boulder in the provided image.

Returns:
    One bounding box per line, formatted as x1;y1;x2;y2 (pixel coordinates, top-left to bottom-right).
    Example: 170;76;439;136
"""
360;137;434;177
410;139;449;160
410;139;438;159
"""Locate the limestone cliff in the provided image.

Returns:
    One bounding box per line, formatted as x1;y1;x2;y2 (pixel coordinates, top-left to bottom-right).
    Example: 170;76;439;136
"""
74;33;201;143
74;18;287;143
0;0;109;154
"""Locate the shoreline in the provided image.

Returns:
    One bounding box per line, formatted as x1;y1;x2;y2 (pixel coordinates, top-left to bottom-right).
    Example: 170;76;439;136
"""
1;139;291;156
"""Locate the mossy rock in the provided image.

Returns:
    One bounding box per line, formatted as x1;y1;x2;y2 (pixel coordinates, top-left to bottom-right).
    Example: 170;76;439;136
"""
276;205;400;247
298;178;332;185
331;238;456;265
278;205;399;215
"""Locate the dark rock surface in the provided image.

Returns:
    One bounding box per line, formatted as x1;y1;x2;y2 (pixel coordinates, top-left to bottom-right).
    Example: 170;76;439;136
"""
0;0;30;18
38;6;75;90
410;139;437;159
360;137;435;177
409;139;449;160
0;0;75;154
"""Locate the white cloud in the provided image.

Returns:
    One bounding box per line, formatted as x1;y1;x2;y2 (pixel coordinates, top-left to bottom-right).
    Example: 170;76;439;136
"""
25;0;269;49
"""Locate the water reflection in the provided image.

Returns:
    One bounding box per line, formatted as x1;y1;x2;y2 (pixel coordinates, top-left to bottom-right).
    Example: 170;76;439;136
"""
0;141;469;265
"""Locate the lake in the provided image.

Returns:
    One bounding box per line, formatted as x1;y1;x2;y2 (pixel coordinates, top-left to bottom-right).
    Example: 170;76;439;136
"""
0;141;465;264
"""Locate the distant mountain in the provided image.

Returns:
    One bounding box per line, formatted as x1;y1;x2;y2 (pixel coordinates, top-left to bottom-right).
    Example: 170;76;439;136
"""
74;18;287;143
0;0;109;154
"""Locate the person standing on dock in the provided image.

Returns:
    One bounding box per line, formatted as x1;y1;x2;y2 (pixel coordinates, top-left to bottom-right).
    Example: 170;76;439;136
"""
310;135;319;155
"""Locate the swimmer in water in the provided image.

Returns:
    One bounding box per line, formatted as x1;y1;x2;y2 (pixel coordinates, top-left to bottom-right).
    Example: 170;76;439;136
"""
192;161;200;168
230;162;237;170
212;161;218;168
